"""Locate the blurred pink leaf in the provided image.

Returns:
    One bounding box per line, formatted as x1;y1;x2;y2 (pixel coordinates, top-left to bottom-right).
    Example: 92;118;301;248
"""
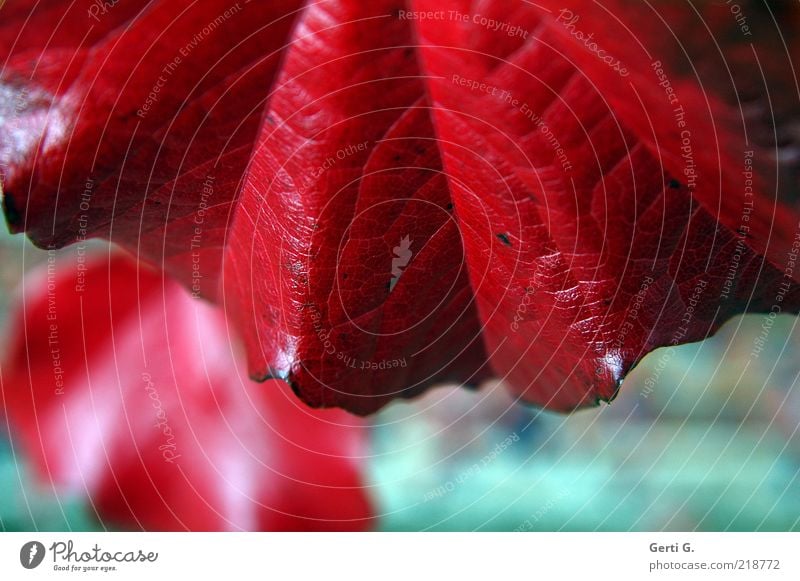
1;252;374;530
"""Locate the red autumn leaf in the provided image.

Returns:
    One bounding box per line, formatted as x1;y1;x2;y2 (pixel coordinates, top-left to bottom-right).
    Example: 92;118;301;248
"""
2;0;799;413
0;0;304;296
1;252;373;530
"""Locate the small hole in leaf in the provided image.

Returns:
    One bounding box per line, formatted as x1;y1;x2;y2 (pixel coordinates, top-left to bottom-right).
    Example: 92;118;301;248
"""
668;179;681;189
497;233;512;247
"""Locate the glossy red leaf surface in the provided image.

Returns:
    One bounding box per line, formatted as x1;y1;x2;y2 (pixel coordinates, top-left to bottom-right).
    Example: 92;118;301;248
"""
2;0;800;414
222;0;489;414
1;0;303;297
1;253;373;530
412;0;800;408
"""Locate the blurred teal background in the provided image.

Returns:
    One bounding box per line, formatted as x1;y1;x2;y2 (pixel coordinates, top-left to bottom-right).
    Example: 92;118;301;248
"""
2;227;799;531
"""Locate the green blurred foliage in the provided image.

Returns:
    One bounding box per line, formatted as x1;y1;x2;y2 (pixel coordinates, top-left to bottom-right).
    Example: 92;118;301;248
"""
368;318;800;531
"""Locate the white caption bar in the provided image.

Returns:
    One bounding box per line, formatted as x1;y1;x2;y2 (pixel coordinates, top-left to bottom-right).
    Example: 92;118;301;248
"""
0;532;797;580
